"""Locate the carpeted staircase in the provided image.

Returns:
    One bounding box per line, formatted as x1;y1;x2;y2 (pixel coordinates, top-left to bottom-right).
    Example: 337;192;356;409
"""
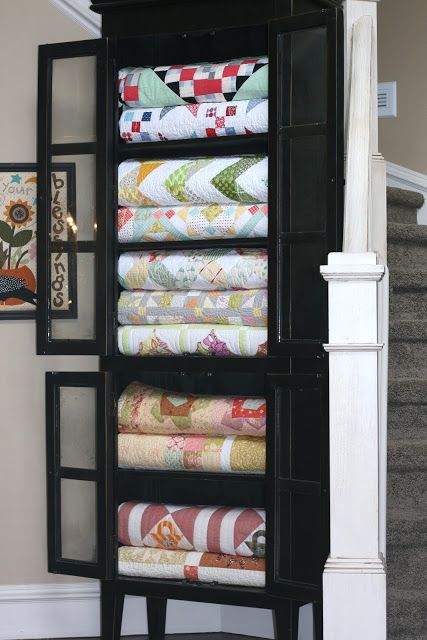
387;187;427;640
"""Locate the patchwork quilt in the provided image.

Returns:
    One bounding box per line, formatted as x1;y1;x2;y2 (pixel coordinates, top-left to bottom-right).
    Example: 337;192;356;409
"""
117;324;268;357
118;204;268;243
119;99;268;143
118;547;266;587
118;248;268;291
119;58;268;108
118;433;266;473
118;156;268;207
118;289;267;327
118;502;266;557
118;382;266;437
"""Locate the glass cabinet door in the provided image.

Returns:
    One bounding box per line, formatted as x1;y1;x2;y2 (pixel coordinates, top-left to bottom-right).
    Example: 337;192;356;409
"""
265;373;327;593
46;372;113;578
268;9;343;352
37;39;114;355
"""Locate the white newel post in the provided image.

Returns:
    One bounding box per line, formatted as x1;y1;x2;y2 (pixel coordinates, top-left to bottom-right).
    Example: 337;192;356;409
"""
321;1;388;639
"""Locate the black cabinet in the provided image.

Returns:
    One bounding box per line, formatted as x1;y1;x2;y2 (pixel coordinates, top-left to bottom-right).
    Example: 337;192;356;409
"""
38;1;343;638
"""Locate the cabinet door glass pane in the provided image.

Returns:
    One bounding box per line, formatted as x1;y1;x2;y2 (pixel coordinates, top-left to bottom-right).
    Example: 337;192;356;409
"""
50;252;96;340
51;155;96;242
60;387;96;469
52;57;96;144
60;479;97;562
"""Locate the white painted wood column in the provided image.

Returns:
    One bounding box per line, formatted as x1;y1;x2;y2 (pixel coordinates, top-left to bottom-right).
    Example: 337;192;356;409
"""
321;253;386;640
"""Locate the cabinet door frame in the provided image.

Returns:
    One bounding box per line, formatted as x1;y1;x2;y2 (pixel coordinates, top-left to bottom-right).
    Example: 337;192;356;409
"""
265;372;328;593
37;38;115;355
46;371;114;579
267;8;343;353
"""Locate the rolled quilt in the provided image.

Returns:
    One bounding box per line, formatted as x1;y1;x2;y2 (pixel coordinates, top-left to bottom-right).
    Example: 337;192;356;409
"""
118;433;266;473
118;204;268;243
118;156;268;207
118;289;267;327
119;58;268;108
117;324;268;357
119;547;266;587
118;248;268;291
118;382;266;437
119;99;268;143
118;502;266;557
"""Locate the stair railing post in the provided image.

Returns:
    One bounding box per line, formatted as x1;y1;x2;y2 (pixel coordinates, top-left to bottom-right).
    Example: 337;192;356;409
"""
321;2;388;639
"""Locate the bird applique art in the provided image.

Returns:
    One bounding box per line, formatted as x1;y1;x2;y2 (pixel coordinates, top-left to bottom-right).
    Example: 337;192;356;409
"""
0;274;37;305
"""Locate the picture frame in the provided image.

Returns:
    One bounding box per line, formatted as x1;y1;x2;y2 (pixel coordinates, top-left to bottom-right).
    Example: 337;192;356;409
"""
0;163;76;319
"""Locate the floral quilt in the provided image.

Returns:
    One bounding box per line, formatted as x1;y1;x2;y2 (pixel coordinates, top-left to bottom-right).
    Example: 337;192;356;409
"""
117;324;267;357
118;382;266;437
118;433;266;473
118;248;267;291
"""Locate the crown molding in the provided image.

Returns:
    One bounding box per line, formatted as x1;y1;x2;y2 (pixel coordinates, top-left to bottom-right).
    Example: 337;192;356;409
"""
49;0;101;37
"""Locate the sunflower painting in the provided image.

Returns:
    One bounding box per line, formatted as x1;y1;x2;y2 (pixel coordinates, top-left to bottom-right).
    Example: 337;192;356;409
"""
0;164;75;318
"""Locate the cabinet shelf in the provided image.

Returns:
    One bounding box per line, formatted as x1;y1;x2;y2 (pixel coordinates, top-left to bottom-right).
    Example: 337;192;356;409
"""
117;133;268;160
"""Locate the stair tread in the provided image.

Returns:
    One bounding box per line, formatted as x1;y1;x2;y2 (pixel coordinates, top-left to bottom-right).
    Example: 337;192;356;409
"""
387;187;425;210
390;320;427;341
390;269;427;291
389;379;427;405
388;221;427;243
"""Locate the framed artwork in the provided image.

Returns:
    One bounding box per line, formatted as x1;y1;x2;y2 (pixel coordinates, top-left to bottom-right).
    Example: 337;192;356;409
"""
0;163;76;319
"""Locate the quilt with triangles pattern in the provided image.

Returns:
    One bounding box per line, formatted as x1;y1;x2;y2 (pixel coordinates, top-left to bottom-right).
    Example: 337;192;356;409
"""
118;204;268;243
119;99;268;143
118;289;267;327
118;156;268;207
118;502;266;557
119;58;268;108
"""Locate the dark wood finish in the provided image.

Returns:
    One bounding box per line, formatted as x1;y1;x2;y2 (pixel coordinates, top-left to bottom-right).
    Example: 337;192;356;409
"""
39;1;344;638
147;597;167;640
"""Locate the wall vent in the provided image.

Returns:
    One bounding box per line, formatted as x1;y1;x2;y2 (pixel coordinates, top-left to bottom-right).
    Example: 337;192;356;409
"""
378;82;397;118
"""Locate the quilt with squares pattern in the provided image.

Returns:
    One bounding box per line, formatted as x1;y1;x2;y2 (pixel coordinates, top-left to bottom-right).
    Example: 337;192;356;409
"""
117;324;267;357
118;289;267;327
118;433;266;473
119;99;268;143
118;248;268;291
118;547;266;586
118;204;268;243
118;382;266;437
119;58;268;108
118;502;266;557
118;156;268;207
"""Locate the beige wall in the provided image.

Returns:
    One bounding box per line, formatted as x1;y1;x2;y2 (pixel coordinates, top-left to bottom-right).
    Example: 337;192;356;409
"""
0;0;97;585
378;0;427;174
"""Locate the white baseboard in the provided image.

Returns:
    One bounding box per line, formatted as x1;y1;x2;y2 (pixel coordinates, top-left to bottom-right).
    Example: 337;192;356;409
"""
0;583;221;639
386;161;427;224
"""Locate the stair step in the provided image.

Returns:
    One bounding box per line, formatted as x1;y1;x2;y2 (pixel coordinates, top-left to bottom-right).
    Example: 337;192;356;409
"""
388;379;427;405
387;545;427;590
387;589;427;635
387;187;424;224
390;291;427;322
388;440;427;471
390;269;427;292
388;404;427;440
389;342;427;378
387;508;427;547
388;470;427;509
388;223;427;270
390;320;427;342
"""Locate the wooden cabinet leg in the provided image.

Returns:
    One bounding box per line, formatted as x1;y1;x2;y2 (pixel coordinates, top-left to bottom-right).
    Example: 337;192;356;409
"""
147;596;167;640
273;601;301;640
101;580;124;640
313;600;323;640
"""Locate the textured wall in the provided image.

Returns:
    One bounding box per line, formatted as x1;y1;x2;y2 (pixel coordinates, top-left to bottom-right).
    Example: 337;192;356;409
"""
0;0;97;585
378;0;427;174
